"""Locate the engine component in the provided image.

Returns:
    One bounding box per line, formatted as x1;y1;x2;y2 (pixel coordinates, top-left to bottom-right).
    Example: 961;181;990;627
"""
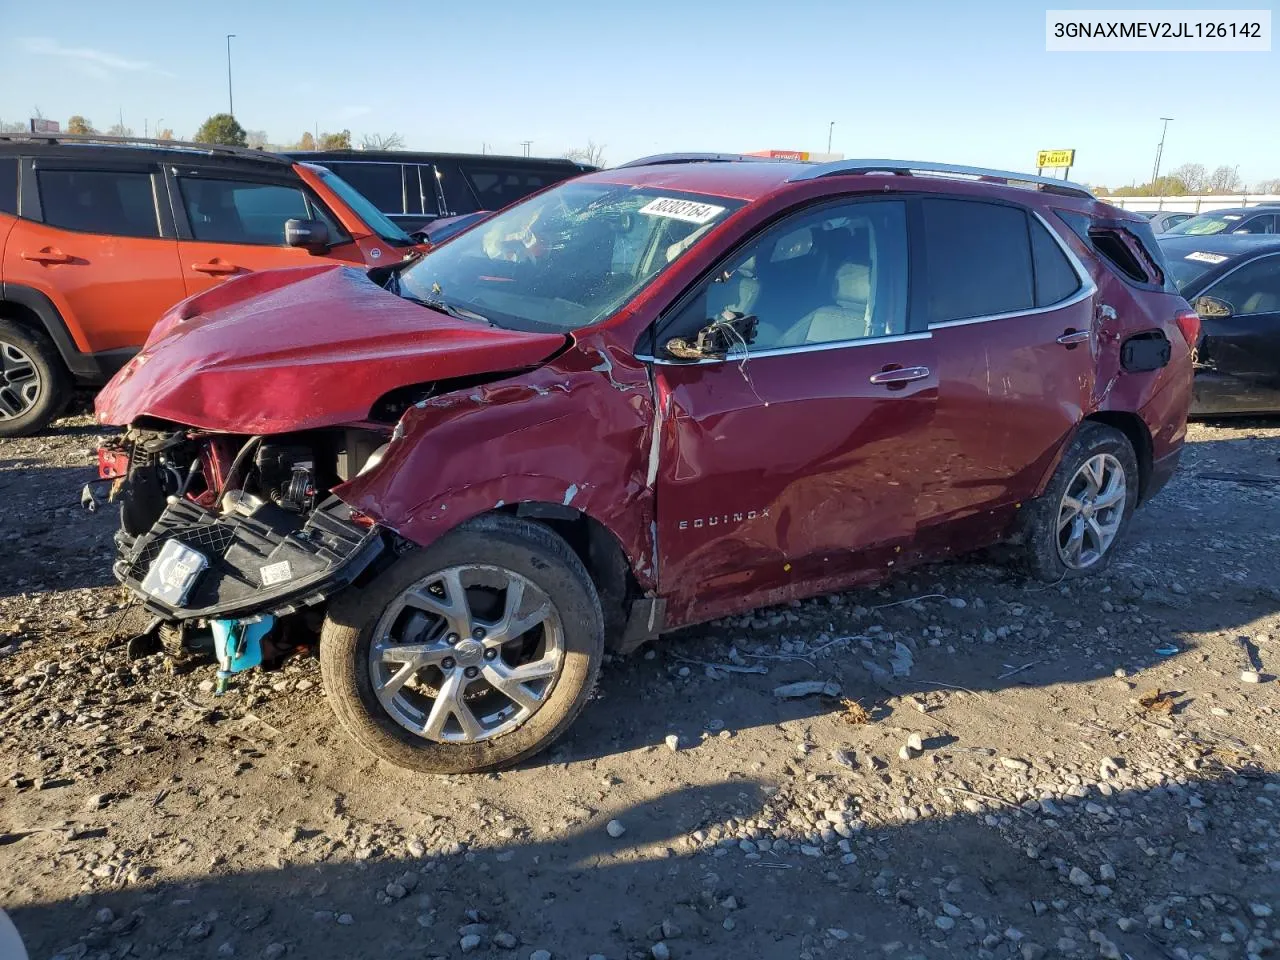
254;443;316;512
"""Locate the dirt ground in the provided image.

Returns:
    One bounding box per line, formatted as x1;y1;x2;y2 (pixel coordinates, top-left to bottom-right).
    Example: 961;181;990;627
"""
1;411;1278;960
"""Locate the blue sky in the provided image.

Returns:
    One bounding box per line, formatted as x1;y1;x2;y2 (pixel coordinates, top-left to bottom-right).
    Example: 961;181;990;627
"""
0;0;1275;188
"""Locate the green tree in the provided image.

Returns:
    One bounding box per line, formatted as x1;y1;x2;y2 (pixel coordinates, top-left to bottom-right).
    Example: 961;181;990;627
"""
66;115;94;134
318;129;351;150
193;113;248;147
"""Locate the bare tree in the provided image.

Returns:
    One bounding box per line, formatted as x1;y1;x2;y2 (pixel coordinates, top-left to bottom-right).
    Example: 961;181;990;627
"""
1170;163;1207;194
1252;177;1280;195
1207;165;1242;193
563;140;607;167
106;123;134;138
0;119;28;134
361;132;405;150
244;129;270;150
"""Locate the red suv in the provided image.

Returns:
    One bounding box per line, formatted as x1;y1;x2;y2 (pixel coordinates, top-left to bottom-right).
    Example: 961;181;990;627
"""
94;155;1196;773
0;135;425;436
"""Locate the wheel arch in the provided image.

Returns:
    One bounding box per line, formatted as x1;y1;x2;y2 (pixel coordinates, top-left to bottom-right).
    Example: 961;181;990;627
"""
0;282;84;371
1083;410;1153;503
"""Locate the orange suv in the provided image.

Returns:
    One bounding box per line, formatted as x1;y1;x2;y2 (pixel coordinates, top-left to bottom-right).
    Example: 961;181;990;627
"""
0;134;426;436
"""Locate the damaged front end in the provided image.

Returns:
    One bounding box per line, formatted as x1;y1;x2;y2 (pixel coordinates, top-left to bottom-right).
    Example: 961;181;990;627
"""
101;425;394;667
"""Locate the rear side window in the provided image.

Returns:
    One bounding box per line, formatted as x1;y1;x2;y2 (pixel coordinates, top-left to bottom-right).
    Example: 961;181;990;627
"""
0;158;17;215
178;178;311;244
1030;218;1082;306
460;164;549;211
37;169;160;237
921;199;1033;323
1056;210;1175;292
326;162;404;215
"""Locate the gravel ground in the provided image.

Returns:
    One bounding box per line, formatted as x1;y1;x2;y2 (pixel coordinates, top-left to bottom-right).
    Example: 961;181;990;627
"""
1;412;1278;960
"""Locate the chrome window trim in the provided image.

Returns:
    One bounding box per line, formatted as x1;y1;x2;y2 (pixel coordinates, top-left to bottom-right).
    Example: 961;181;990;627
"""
1200;251;1280;316
927;209;1097;329
639;331;932;367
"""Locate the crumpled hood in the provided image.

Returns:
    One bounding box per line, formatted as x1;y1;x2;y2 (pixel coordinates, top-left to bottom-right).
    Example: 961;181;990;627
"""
95;264;567;433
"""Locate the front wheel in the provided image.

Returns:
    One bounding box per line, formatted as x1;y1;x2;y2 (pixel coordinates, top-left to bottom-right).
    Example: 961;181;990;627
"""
1014;422;1139;581
320;514;604;773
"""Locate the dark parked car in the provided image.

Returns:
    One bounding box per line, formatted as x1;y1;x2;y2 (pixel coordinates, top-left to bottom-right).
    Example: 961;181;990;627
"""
1160;233;1280;414
1164;205;1280;237
93;155;1195;773
285;150;594;233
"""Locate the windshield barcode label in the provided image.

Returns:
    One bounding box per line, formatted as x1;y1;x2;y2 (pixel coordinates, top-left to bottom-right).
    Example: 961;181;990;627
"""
638;197;727;224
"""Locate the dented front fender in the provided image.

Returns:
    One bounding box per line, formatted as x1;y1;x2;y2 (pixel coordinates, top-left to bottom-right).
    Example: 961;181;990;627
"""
335;333;660;590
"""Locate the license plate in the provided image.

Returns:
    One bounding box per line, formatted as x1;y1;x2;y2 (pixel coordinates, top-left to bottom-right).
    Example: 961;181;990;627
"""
140;540;208;606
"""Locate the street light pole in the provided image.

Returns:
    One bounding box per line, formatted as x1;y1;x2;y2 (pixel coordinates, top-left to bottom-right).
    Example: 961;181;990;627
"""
827;121;834;154
226;34;236;117
1150;116;1172;187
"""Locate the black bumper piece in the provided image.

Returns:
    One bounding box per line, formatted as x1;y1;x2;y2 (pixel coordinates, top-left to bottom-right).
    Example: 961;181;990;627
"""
114;496;383;622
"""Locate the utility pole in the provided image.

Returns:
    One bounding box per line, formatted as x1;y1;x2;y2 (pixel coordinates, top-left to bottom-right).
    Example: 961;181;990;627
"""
520;140;532;157
827;121;834;154
226;34;236;116
1150;117;1172;188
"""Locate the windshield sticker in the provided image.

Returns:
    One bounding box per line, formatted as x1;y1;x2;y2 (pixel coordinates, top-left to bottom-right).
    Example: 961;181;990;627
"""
1222;214;1241;220
1185;251;1229;265
638;197;727;225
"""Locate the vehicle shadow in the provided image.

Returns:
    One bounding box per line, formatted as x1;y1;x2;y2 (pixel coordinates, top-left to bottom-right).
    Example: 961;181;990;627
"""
0;463;118;599
8;770;1276;959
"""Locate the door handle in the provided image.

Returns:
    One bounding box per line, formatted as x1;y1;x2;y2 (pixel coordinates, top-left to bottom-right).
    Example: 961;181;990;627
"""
1056;329;1091;346
191;261;238;275
21;249;73;264
869;365;931;385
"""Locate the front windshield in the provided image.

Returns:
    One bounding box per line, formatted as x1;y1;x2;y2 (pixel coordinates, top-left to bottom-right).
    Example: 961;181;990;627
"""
396;181;742;332
315;167;415;246
1166;212;1244;236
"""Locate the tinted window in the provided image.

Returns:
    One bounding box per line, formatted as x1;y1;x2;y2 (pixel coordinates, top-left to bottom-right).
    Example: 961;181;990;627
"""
38;169;159;237
178;178;310;244
0;158;17;216
461;164;551;211
1237;214;1276;235
325;162;404;215
673;200;909;350
921;199;1032;323
1205;255;1280;315
435;161;479;215
1030;218;1081;306
1168;214;1192;226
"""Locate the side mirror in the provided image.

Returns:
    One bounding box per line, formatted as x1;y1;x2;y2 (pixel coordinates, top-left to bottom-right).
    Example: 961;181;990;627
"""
1192;295;1233;319
664;311;759;361
285;218;331;253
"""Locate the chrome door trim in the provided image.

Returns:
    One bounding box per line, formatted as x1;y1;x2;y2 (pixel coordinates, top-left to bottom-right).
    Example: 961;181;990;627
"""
639;331;933;367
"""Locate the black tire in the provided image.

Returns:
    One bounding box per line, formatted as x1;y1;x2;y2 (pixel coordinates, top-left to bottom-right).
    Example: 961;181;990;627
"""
320;513;604;773
0;318;70;438
1013;422;1140;581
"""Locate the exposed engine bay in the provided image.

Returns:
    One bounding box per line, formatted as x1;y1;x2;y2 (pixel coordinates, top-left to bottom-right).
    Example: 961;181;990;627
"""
96;426;392;624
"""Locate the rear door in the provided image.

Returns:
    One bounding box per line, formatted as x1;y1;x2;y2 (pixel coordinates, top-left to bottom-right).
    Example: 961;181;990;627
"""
652;197;937;624
1196;252;1280;405
3;158;185;354
915;197;1095;546
168;166;360;294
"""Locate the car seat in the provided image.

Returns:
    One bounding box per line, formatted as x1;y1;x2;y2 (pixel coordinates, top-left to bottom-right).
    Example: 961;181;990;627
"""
777;261;872;345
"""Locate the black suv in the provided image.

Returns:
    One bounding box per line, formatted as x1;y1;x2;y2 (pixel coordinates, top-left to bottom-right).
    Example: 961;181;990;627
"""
286;151;594;233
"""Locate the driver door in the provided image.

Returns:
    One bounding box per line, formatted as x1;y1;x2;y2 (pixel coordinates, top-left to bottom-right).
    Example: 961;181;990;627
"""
1196;252;1280;409
650;199;938;625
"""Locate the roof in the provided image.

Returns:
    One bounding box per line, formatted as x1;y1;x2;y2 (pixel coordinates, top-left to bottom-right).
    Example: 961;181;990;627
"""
1158;234;1280;258
287;150;593;170
1181;205;1280;216
586;157;1096;204
0;133;290;167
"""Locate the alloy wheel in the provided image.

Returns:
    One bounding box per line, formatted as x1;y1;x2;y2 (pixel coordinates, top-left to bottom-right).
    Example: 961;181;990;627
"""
0;341;41;421
1056;453;1126;569
368;564;564;743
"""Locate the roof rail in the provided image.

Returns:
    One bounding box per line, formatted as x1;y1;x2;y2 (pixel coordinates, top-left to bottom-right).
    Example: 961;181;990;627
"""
0;132;289;164
787;159;1095;200
615;152;785;169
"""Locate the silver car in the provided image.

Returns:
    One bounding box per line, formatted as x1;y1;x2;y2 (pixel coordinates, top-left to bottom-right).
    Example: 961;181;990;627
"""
1134;210;1195;233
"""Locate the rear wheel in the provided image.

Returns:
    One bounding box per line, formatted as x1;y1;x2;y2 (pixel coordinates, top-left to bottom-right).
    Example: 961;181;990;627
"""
0;319;70;438
1014;422;1139;581
320;514;603;773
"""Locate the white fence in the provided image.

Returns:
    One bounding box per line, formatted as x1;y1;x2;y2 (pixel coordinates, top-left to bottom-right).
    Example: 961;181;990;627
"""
1104;194;1280;214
